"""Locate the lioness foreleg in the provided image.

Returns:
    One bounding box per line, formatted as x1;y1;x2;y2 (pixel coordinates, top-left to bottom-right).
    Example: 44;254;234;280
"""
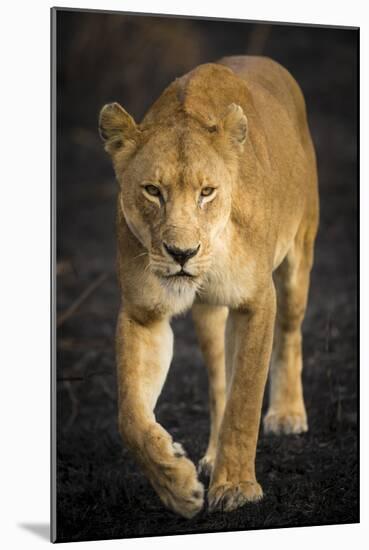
116;308;204;518
208;282;276;512
192;304;227;477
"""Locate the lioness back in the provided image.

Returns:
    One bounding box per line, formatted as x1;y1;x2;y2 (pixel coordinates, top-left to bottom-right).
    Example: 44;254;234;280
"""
217;56;319;257
218;56;313;152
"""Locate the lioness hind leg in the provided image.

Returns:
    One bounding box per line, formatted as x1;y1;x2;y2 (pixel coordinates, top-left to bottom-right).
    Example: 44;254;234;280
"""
192;304;227;477
264;227;316;435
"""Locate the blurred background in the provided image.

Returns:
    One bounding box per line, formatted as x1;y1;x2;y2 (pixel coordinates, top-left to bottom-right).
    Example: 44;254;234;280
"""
55;9;358;543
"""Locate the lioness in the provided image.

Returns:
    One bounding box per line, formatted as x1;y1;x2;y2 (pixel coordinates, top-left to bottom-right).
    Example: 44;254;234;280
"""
99;56;319;518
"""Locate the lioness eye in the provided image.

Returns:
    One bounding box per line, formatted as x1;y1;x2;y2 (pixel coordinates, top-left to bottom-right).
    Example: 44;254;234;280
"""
144;185;161;197
201;187;215;197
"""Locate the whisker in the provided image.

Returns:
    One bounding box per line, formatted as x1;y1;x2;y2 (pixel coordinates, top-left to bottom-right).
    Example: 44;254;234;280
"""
132;251;148;260
144;262;152;274
189;263;206;268
151;263;173;270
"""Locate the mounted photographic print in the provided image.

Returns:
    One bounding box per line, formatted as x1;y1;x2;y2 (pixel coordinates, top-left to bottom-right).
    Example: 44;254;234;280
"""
51;7;359;543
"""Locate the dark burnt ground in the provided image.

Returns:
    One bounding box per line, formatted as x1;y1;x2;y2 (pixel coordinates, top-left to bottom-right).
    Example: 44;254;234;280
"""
55;11;358;543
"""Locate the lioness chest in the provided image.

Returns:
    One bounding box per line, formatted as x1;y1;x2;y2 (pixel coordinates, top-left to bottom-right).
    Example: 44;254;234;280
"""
197;260;256;309
192;228;257;309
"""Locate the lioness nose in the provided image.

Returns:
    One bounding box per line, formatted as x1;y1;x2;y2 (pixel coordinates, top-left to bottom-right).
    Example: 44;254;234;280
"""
163;243;200;266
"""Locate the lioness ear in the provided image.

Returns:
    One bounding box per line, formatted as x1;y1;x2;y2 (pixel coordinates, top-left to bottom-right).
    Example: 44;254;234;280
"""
222;103;248;146
98;102;140;155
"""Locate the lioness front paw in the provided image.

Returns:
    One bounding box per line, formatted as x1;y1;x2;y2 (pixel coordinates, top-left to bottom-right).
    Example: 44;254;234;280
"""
263;409;308;435
198;454;215;477
208;480;263;512
149;453;204;519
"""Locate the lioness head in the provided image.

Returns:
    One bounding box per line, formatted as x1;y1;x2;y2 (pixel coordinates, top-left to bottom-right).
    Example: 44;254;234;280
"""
99;98;247;292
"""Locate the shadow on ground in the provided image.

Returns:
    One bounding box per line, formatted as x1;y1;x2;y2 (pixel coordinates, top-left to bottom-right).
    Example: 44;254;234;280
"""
18;524;49;542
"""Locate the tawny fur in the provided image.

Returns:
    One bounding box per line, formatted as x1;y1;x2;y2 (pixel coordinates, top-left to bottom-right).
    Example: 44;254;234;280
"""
99;55;319;518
